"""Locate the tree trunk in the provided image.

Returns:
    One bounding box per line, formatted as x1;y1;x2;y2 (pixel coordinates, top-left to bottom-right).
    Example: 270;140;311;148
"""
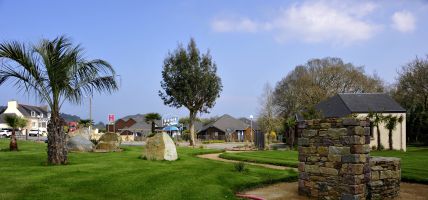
10;129;18;151
151;121;155;134
376;125;381;150
189;111;196;146
389;130;393;150
47;112;68;165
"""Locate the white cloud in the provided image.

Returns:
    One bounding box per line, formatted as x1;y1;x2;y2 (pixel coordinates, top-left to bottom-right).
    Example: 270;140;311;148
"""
211;1;381;45
391;10;416;33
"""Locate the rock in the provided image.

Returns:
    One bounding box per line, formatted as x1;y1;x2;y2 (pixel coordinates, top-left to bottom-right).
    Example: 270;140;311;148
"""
95;132;121;152
144;133;178;161
67;134;94;152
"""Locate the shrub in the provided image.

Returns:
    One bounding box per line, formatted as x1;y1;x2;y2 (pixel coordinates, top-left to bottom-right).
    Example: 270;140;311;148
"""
90;139;99;145
234;162;248;173
198;145;204;149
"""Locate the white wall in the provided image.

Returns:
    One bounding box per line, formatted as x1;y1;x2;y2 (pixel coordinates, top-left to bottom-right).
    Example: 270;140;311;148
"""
357;113;406;151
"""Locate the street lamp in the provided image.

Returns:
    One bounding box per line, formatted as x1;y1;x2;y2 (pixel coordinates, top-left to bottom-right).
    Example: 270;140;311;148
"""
250;115;254;143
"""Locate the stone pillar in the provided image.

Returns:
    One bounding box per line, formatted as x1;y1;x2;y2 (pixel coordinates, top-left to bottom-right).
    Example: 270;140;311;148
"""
298;118;371;200
368;157;401;199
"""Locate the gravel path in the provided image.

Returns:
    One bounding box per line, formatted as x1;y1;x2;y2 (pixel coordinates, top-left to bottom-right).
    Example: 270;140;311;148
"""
197;152;296;171
240;182;428;200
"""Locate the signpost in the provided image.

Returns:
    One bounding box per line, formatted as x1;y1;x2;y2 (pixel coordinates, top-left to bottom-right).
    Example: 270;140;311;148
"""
108;114;115;133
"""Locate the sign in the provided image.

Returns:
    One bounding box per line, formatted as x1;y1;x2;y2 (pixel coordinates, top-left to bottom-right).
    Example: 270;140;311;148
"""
163;117;179;126
108;114;115;124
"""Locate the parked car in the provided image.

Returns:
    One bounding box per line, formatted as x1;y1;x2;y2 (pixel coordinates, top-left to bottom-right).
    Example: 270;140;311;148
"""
0;129;12;137
28;129;42;137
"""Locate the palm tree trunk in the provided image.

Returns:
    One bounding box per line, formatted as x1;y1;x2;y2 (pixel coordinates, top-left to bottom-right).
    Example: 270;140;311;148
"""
389;130;393;150
377;125;381;150
151;121;155;134
10;129;18;151
47;112;68;165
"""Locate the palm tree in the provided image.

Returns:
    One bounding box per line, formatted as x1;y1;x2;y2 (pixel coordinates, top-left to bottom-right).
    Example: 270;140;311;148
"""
384;115;398;150
79;119;93;128
283;117;296;148
145;113;161;133
0;36;118;164
4;115;28;151
368;112;384;150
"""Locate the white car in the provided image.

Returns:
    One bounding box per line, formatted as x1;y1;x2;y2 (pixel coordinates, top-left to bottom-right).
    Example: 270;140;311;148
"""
0;129;12;137
29;129;42;137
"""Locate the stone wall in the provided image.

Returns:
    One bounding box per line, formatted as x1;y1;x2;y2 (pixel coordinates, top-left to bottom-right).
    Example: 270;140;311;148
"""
368;157;401;199
297;118;401;200
298;118;371;199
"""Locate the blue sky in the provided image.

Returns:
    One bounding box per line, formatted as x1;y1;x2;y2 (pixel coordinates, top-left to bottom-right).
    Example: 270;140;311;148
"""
0;0;427;123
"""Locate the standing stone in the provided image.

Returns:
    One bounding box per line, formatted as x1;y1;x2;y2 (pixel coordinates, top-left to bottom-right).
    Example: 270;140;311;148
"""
67;134;94;152
144;133;178;161
95;132;122;152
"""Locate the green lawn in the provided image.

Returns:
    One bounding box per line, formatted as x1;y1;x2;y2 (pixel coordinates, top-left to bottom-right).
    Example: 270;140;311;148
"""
219;147;428;183
0;139;296;200
220;150;299;168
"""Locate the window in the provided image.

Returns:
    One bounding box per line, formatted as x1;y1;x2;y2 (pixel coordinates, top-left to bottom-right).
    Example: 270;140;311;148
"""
32;122;36;127
42;122;47;128
31;111;36;117
40;113;43;118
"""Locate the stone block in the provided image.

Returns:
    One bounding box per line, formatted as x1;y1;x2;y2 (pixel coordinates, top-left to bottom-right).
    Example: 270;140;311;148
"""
349;184;365;194
300;146;317;154
308;156;320;162
305;164;320;174
318;146;329;156
320;123;331;129
350;144;370;154
341;136;365;145
327;128;348;139
328;154;342;162
303;129;318;137
340;193;360;200
342;154;365;163
319;131;328;136
298;138;309;146
354;126;365;136
329;146;350;155
320;167;339;176
342;118;360;126
298;162;305;172
341;164;364;175
371;171;379;181
380;170;395;179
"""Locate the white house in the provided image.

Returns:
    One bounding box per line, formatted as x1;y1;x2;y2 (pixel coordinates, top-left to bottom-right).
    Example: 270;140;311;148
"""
0;100;50;134
316;93;406;151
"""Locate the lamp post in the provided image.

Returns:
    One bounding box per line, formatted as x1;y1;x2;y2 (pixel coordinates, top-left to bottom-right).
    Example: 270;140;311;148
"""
250;115;253;143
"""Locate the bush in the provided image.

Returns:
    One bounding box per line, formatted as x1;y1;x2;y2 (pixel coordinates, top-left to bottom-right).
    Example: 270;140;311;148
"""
272;146;278;150
181;130;190;141
234;162;248;173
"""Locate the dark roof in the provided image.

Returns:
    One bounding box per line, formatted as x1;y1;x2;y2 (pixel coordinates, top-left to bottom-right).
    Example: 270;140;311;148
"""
316;93;406;118
198;114;248;134
17;104;48;117
239;117;260;130
119;114;162;127
0;106;6;114
124;121;151;131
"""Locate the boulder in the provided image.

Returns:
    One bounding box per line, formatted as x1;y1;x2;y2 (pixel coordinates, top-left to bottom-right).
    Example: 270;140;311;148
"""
144;133;178;161
67;134;94;152
95;132;122;152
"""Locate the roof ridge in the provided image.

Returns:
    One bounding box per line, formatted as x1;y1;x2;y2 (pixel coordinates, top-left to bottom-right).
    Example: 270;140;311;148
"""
337;94;352;113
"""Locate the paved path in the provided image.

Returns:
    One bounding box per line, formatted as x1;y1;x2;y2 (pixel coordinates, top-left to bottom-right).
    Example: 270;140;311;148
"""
240;182;428;200
197;152;296;171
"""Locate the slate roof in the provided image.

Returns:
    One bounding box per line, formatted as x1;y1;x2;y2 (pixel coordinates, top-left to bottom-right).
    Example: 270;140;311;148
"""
0;106;6;114
199;114;248;134
316;93;406;118
124;121;152;131
239;117;260;131
17;104;49;117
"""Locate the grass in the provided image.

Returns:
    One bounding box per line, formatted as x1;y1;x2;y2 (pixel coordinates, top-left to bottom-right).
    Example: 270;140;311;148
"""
0;139;297;200
219;147;428;184
220;150;299;168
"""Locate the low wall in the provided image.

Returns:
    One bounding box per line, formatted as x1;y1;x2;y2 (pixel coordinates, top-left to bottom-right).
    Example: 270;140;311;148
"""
298;118;400;200
368;157;401;199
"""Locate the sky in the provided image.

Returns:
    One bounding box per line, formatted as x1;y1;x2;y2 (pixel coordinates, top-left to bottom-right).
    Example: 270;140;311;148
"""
0;0;427;123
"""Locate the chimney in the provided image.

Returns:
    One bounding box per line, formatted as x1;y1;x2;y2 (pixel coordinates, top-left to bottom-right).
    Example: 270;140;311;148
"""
7;100;18;109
